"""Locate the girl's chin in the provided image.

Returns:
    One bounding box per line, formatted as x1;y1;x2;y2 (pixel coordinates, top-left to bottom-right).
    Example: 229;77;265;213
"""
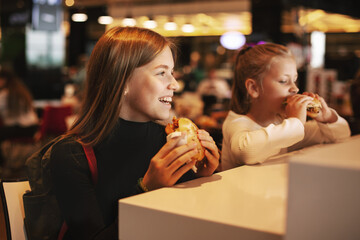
155;111;171;121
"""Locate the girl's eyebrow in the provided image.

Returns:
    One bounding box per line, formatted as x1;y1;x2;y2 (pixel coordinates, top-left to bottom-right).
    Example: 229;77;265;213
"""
284;73;297;78
154;64;170;69
154;64;174;72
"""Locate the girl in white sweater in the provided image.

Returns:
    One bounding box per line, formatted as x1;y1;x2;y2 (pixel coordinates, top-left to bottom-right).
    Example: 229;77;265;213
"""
221;43;351;170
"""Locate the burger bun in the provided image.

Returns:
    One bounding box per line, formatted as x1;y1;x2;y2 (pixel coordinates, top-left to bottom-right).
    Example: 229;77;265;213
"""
306;98;322;118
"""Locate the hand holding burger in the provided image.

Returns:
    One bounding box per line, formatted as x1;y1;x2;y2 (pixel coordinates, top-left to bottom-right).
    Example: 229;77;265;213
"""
165;116;220;175
302;92;338;123
285;93;337;124
142;116;220;191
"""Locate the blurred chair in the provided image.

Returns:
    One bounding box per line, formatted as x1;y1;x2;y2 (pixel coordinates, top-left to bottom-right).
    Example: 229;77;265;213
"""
0;123;40;172
0;179;30;240
37;105;73;141
1;136;39;171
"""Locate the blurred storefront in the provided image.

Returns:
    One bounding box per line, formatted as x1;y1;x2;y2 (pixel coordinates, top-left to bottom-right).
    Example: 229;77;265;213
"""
0;0;359;119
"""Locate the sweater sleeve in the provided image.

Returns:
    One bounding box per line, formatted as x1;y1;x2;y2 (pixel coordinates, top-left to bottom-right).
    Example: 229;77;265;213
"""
50;139;117;240
229;118;305;165
288;110;351;151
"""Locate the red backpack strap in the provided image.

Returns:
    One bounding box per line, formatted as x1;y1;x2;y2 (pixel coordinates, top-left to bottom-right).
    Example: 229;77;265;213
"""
58;144;98;240
57;224;67;240
82;144;98;184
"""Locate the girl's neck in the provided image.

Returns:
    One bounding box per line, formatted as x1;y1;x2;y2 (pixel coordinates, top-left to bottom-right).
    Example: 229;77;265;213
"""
246;108;282;127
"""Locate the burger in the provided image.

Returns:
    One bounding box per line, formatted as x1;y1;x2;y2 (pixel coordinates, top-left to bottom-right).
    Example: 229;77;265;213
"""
283;97;322;118
165;117;205;172
306;98;322;118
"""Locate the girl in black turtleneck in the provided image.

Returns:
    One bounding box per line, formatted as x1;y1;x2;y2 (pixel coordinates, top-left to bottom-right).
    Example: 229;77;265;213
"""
50;27;220;239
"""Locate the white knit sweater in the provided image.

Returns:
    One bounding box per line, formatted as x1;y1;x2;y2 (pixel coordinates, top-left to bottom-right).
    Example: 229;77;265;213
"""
221;110;351;170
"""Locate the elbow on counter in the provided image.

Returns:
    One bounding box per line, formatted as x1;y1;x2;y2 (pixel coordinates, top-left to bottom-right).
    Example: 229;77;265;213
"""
325;116;352;143
241;152;268;165
230;142;269;166
227;134;271;166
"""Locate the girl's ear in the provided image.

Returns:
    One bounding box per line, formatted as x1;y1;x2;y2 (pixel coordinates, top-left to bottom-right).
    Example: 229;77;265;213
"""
245;78;260;98
123;84;129;96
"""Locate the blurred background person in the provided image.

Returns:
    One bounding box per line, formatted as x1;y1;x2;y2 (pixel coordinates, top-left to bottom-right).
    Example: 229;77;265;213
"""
197;68;231;115
0;67;39;168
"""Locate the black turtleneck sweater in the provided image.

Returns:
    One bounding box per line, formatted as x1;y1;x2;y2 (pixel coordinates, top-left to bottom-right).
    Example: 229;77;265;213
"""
50;119;196;239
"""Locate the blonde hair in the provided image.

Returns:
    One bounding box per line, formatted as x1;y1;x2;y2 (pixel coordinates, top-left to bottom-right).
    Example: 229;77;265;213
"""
230;43;294;114
66;27;176;146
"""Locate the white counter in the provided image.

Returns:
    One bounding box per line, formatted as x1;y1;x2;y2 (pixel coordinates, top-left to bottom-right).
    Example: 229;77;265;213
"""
286;135;360;240
119;135;360;240
119;159;288;239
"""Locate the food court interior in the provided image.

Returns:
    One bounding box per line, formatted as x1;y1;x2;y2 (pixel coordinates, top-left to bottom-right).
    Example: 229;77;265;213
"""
0;0;359;178
0;0;360;239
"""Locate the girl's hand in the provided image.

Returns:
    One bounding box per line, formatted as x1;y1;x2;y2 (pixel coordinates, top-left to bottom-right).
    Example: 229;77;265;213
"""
285;94;313;124
302;92;337;123
142;133;199;191
195;129;220;177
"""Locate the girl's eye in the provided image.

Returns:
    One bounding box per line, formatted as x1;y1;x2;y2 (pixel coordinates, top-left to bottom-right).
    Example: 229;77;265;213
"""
157;71;166;76
279;80;287;84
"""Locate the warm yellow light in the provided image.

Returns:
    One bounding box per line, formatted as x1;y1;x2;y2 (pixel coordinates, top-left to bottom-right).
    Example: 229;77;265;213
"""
224;17;242;30
345;25;359;32
312;22;328;32
65;0;74;7
110;12;253;37
299;9;325;26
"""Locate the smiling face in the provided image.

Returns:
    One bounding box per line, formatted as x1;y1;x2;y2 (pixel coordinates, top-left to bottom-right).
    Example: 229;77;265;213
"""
255;56;299;116
119;46;179;122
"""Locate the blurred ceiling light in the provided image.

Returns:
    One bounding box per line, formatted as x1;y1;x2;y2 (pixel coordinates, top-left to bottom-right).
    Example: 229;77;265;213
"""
164;21;177;31
72;13;88;22
122;14;136;27
220;31;246;50
65;0;74;7
98;16;113;25
182;23;195;33
163;16;178;31
143;17;157;29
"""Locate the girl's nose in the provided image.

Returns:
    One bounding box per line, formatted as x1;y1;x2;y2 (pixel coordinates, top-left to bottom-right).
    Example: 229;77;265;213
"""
168;76;179;91
290;82;299;94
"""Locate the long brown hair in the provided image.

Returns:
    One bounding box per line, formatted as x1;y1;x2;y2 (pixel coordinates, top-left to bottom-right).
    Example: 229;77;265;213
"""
66;27;175;146
0;68;34;117
230;43;293;114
